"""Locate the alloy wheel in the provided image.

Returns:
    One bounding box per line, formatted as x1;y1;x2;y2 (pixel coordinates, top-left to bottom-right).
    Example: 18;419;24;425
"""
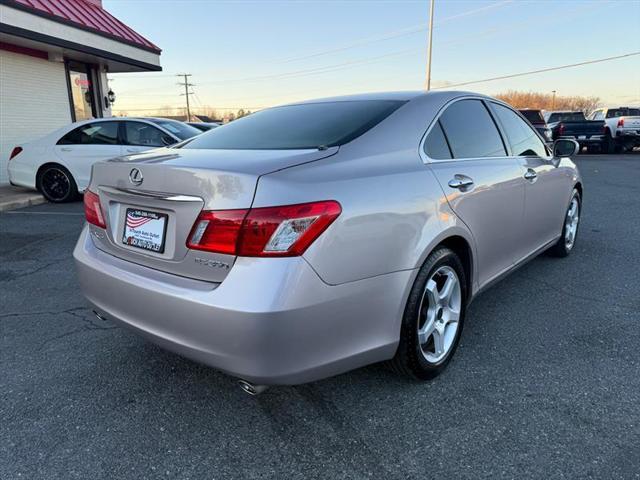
564;196;580;250
41;168;70;201
417;265;462;363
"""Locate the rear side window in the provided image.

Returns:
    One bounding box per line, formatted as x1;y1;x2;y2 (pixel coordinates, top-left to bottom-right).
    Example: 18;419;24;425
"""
183;100;405;150
423;121;451;160
58;122;119;145
125;122;172;147
438;100;506;158
492;103;548;157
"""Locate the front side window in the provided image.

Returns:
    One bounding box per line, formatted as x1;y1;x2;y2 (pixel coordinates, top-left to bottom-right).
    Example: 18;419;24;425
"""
438;99;506;159
125;122;172;147
58;122;119;145
183;100;405;150
423;121;452;160
491;103;548;157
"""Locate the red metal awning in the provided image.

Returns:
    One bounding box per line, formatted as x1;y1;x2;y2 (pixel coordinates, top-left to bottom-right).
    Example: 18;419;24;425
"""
9;0;161;53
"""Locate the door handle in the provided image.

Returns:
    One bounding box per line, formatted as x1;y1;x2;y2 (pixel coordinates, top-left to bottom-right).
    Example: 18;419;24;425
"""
524;169;537;181
448;176;474;189
60;147;72;152
126;148;137;153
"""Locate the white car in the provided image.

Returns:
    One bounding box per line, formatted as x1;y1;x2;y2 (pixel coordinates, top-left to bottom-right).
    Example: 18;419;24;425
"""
7;118;202;202
588;107;640;152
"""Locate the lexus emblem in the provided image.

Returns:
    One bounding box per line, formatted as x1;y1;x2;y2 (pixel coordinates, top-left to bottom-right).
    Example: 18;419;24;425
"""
129;168;143;186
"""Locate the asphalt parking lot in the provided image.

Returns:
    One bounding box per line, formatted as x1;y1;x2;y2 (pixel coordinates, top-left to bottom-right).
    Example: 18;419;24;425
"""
1;153;639;480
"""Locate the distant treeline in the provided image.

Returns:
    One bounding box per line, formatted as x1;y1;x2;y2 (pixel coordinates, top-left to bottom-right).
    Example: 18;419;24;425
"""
495;90;600;113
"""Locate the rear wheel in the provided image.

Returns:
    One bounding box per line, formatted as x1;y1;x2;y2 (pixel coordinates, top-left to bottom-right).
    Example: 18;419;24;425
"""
391;247;467;380
37;164;78;203
549;189;581;257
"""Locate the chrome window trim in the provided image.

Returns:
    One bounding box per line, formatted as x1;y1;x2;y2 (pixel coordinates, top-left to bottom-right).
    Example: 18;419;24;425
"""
419;95;552;164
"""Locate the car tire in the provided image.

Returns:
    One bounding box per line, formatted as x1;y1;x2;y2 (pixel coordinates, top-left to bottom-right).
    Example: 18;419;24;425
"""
37;164;79;203
391;247;467;380
549;189;581;258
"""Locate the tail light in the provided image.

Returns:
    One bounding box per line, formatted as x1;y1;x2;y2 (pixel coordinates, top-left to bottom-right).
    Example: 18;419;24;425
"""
9;146;22;161
84;189;106;228
558;123;565;135
617;118;625;127
187;200;341;257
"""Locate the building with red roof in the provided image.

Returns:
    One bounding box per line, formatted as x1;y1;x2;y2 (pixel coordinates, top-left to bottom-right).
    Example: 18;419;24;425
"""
0;0;162;184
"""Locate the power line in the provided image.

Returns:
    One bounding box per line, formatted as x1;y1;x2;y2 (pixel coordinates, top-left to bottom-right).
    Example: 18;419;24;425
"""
274;0;514;64
433;51;640;89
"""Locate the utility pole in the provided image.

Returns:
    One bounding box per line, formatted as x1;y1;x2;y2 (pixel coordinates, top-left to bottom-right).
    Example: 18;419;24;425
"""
177;74;194;121
551;90;557;110
425;0;435;90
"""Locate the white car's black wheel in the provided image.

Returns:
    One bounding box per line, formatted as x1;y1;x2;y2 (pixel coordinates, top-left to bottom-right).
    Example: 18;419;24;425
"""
37;165;78;203
391;247;467;380
550;189;581;257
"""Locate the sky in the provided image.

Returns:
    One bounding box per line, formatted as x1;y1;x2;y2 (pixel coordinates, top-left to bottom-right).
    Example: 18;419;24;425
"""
104;0;640;117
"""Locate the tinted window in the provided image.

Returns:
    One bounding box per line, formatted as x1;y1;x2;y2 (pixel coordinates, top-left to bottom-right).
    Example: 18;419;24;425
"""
547;112;585;123
423;121;451;159
606;108;640;118
125;122;172;147
492;103;547;157
439;100;506;158
183;100;405;150
146;119;201;140
519;110;545;125
58;122;119;145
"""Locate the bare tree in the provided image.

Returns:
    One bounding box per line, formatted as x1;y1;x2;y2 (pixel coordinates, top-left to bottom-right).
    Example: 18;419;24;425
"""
495;90;601;114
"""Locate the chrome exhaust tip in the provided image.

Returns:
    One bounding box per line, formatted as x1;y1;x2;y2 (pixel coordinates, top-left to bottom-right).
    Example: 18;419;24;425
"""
238;380;268;396
93;310;107;321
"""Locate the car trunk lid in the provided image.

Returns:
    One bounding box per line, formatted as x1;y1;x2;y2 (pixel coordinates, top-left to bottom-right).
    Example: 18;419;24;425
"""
88;147;338;282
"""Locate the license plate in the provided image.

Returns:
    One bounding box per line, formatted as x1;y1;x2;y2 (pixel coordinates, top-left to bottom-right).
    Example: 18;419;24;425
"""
578;135;586;140
122;208;168;253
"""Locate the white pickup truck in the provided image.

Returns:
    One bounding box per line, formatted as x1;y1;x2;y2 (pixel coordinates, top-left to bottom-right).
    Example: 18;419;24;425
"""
589;107;640;152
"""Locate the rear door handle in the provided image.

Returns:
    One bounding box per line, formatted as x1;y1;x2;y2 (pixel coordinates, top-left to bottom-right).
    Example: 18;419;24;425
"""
126;148;138;153
60;147;72;152
448;175;474;189
524;169;537;181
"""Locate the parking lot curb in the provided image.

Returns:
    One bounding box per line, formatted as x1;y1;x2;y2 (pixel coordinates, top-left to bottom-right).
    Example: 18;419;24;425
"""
0;187;46;212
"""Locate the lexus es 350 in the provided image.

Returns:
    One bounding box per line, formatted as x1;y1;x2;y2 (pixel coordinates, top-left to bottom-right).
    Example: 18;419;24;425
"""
74;91;582;393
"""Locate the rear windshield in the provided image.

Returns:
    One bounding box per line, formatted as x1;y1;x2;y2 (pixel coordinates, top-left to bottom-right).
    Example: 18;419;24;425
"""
147;119;201;140
519;110;544;124
606;108;640;118
547;112;586;123
183;100;405;150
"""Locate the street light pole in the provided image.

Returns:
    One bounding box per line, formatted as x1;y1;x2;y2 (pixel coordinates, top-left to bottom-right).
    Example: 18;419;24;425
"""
425;0;435;90
552;90;557;110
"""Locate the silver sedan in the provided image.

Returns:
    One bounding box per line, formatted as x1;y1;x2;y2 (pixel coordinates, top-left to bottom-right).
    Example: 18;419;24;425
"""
74;91;582;393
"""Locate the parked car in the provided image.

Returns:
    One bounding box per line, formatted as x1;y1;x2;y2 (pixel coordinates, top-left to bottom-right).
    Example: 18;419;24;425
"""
544;111;606;152
74;91;582;393
7;118;201;202
588;107;640;152
518;109;553;143
187;121;221;132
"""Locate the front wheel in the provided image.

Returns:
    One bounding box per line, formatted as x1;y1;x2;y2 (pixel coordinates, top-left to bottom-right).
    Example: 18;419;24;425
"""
37;165;78;203
549;189;581;257
391;247;467;380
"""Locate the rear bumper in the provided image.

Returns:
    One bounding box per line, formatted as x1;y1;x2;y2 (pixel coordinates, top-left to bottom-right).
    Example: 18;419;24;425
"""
73;226;410;384
616;129;640;139
559;135;604;146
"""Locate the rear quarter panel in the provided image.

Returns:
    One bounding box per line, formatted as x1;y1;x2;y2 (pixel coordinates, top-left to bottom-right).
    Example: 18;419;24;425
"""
253;95;477;286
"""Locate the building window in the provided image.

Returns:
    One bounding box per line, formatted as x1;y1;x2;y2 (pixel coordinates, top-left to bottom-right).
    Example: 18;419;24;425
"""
66;61;99;121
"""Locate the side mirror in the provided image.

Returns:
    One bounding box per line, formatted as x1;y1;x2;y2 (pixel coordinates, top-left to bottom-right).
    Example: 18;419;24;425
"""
161;135;175;146
553;139;579;157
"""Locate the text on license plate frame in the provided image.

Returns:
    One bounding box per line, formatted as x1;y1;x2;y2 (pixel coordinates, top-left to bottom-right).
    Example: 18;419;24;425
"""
122;208;168;253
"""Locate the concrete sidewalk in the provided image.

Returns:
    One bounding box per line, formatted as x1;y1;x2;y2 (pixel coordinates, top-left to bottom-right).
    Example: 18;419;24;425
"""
0;185;45;212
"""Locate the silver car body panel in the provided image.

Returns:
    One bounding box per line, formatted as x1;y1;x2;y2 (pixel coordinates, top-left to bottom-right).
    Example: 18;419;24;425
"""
74;90;582;384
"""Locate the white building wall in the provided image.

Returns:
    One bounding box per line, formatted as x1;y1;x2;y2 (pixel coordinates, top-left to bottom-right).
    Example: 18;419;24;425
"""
0;49;72;184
